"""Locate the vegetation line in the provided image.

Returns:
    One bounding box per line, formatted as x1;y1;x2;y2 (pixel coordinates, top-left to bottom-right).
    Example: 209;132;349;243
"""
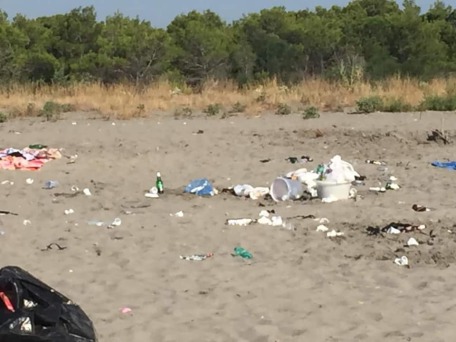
0;1;455;119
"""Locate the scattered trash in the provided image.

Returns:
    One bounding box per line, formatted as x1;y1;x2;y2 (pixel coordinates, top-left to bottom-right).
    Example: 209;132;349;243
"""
108;218;122;229
120;307;132;314
180;253;214;261
233;184;269;200
412;204;431;212
232;247;253;259
270;177;303;201
316;225;329;232
26;178;34;185
367;222;426;236
226;218;254;226
23;220;31;226
64;209;75;215
1;180;13;185
385;177;400;190
387;227;401;234
184;178;215;196
71;185;79;192
28;144;48;149
83;188;92;196
431;161;456;170
43;180;58;189
407;237;419;247
260;158;271;163
0;266;96;341
171;211;184;217
327;230;344;238
285;156;313;164
369;187;386;193
88;220;105;227
394;256;409;266
67;154;78;164
0;147;62;171
156;172;164;194
366;159;386;166
0;210;18;216
145;187;159;198
313;155;359;202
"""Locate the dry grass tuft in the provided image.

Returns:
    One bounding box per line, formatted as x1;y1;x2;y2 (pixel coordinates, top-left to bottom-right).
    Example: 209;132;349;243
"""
0;77;453;119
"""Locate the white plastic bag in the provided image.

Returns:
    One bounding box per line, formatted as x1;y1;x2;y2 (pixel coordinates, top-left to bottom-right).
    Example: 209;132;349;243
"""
325;155;359;183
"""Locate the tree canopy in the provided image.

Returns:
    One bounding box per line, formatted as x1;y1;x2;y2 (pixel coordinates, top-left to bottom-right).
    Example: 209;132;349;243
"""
0;1;455;86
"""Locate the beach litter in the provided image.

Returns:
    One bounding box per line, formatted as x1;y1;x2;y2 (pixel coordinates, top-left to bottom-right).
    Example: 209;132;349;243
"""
285;155;313;164
0;210;18;216
108;218;122;229
180;253;214;261
0;147;62;171
407;237;419;247
0;266;96;341
26;178;34;184
431;160;456;170
316;225;329;232
394;256;409;266
64;209;75;215
233;184;269;200
120;307;133;314
412;204;431;212
226;210;297;230
145;187;159;198
171;211;184;217
184;178;216;196
232;247;253;259
327;230;344;238
83;188;92;196
43;180;59;189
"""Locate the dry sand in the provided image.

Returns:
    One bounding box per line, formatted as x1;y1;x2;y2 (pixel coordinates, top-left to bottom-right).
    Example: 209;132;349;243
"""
1;111;456;341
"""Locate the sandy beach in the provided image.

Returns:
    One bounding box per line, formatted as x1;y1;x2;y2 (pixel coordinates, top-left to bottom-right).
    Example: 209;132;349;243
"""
1;111;456;341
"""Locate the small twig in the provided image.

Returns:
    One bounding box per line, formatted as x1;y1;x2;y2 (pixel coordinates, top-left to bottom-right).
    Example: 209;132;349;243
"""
41;243;67;251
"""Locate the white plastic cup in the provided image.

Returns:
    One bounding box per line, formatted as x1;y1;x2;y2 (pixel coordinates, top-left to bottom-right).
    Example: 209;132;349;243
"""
270;177;303;202
316;180;351;200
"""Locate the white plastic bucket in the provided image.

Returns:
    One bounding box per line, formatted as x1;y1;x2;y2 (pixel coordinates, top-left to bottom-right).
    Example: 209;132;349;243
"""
316;180;351;200
270;177;303;202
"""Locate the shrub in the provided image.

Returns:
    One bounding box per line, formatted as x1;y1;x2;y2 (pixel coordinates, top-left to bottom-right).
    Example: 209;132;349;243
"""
382;98;413;112
229;101;247;113
302;106;320;119
204;103;222;116
39;101;74;121
0;112;7;123
356;96;383;113
419;94;456;111
275;103;291;115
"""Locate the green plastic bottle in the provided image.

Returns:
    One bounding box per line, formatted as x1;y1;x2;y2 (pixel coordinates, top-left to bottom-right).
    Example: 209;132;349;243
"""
233;246;253;259
156;172;164;194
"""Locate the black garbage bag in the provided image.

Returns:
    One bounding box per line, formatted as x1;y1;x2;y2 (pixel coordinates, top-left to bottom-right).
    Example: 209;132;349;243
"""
0;266;96;342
